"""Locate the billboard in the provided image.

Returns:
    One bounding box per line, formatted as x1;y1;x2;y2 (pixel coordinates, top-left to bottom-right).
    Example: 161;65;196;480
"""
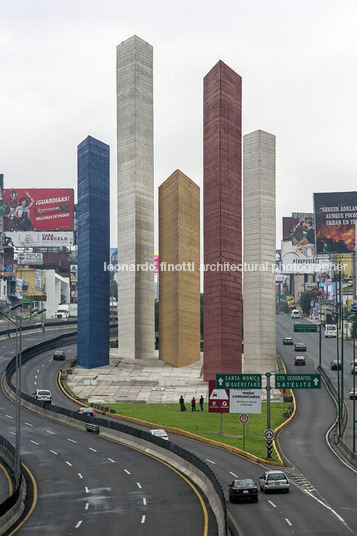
314;192;357;254
3;188;74;232
281;214;316;271
5;231;74;248
0;175;3;251
17;252;43;265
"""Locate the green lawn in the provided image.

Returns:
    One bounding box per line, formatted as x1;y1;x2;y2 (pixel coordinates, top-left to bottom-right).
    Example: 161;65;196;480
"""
104;401;289;461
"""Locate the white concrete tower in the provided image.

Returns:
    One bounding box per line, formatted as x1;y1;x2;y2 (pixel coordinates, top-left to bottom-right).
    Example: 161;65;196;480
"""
116;36;154;359
243;130;276;373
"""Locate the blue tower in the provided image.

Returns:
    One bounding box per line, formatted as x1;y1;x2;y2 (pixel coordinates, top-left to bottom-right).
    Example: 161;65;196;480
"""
77;136;110;368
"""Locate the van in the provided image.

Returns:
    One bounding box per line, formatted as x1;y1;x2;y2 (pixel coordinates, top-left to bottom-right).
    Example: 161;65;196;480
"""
325;324;337;338
291;309;300;318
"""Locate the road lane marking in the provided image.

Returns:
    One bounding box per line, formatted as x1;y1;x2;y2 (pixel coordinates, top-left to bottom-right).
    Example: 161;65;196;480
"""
46;430;55;434
89;447;97;452
85;487;89;493
206;459;216;464
143;498;147;506
30;440;39;445
268;500;277;508
124;469;131;474
25;422;34;427
108;458;115;463
141;515;146;524
66;461;72;467
10;432;15;435
137;483;142;489
285;519;292;526
67;438;77;443
85;503;89;510
6;415;13;419
229;472;238;478
75;521;83;528
50;450;58;455
78;473;83;479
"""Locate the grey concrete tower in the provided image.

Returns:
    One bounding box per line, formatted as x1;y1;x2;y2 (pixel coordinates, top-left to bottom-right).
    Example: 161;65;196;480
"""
116;35;154;359
243;130;276;373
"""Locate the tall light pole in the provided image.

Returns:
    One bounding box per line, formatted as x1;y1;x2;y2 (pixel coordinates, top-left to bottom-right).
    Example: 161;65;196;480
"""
0;304;46;488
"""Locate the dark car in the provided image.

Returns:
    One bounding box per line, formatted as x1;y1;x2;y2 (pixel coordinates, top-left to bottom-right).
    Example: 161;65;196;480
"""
283;337;293;345
295;356;306;366
295;342;306;351
331;360;341;370
228;479;258;503
53;351;66;361
77;407;96;417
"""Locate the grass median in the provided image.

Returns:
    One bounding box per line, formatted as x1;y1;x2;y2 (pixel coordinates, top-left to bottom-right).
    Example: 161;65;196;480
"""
104;401;289;460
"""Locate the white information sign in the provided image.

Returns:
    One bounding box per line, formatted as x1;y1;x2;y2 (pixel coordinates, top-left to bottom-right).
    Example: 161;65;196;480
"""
229;389;262;414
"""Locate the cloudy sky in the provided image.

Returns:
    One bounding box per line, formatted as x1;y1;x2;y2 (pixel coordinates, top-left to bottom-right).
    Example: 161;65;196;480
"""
1;0;356;248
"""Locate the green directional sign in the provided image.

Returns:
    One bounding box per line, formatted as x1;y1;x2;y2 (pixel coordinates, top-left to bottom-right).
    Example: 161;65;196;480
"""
216;374;262;389
275;374;321;389
294;324;318;332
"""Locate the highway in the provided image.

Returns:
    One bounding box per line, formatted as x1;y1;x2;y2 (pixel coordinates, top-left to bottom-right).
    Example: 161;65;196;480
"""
1;321;357;535
0;329;210;536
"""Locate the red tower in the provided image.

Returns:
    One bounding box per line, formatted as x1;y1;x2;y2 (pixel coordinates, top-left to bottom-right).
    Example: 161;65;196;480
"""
203;61;242;381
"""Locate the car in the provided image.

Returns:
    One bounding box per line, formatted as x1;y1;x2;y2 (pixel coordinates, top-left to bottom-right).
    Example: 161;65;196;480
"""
259;470;289;493
349;388;357;400
295;342;306;351
53;351;66;361
351;364;357;375
331;360;342;370
283;337;293;345
77;407;96;416
33;389;52;403
228;479;258;503
295;356;306;366
150;429;169;440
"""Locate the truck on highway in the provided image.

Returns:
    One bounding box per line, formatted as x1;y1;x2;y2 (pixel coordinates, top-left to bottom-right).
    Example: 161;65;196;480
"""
325;324;337;338
56;303;78;318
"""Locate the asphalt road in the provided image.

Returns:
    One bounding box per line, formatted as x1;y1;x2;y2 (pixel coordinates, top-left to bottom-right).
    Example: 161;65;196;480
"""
0;330;210;536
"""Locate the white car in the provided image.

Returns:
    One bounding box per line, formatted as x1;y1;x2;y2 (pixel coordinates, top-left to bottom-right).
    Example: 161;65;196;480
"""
33;389;52;403
259;471;289;493
150;429;169;440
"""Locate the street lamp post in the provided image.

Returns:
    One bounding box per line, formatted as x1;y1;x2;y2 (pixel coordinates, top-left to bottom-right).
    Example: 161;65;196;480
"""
0;305;46;488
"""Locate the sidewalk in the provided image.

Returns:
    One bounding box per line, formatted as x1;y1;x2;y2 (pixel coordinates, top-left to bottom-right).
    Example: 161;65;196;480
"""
66;350;283;405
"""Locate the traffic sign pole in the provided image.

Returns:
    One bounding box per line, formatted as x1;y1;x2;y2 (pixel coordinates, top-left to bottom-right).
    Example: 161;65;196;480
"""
265;372;273;460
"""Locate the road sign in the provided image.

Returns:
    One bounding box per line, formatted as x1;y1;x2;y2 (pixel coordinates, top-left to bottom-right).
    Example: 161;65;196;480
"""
294;324;318;332
208;380;230;413
275;374;321;389
279;389;289;396
216;374;262;389
239;413;249;424
230;389;262;414
264;429;275;441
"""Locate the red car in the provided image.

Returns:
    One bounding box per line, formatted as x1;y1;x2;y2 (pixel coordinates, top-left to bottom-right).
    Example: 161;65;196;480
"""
295;356;306;366
228;479;258;503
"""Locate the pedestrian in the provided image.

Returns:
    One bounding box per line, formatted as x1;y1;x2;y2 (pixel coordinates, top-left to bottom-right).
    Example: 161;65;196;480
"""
199;395;204;412
179;395;186;412
191;397;196;412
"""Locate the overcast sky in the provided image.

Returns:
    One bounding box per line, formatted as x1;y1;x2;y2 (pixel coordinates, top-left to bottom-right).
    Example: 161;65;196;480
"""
1;0;356;248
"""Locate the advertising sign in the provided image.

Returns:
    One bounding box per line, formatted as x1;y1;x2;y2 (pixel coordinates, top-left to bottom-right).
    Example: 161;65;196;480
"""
17;252;43;265
5;231;74;248
0;174;3;251
3;188;74;231
314;192;357;254
35;270;43;291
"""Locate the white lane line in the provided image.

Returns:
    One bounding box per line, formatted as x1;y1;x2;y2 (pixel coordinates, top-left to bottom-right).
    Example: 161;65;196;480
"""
66;461;72;467
75;521;83;528
30;440;39;445
141;515;146;524
46;430;55;434
285;519;292;526
34;381;37;386
78;473;83;479
67;438;77;443
108;458;115;463
89;447;97;452
229;472;238;478
124;469;131;475
35;375;38;379
206;459;216;464
85;487;89;494
41;364;45;367
143;498;147;506
268;500;277;508
50;450;58;455
36;369;40;373
6;415;13;419
10;432;15;435
85;503;89;510
25;422;34;427
137;482;142;489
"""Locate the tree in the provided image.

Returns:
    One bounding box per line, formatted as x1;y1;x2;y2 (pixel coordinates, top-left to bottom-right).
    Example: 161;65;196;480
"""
299;291;314;316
